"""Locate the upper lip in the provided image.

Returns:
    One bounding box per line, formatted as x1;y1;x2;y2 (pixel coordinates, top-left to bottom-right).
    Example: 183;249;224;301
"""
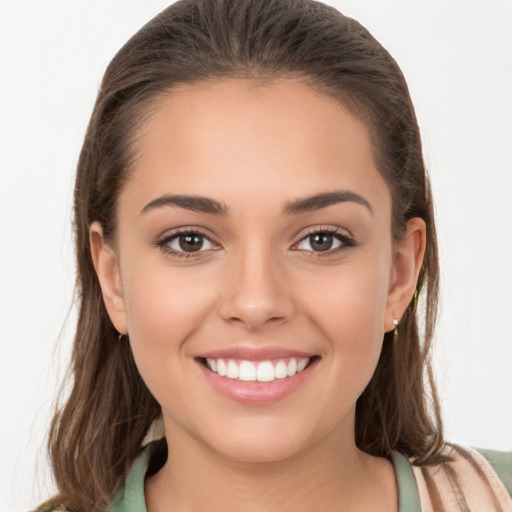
195;345;316;361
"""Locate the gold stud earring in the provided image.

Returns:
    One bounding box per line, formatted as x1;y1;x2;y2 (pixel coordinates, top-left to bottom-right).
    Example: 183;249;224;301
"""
392;316;399;343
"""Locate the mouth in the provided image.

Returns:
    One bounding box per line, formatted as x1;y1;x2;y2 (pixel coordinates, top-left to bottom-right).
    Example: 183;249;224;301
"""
197;356;320;383
195;350;320;403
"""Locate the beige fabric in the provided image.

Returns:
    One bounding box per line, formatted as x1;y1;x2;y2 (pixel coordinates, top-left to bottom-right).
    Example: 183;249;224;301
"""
412;446;512;512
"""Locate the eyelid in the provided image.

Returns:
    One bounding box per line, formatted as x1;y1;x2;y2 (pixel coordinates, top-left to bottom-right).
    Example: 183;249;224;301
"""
291;225;356;253
155;226;220;257
154;225;355;258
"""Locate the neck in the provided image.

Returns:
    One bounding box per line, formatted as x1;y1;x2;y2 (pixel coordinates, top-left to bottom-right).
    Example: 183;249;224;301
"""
145;420;397;512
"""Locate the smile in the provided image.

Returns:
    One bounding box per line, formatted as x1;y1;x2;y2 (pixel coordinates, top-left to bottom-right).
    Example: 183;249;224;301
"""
196;349;319;403
205;357;310;382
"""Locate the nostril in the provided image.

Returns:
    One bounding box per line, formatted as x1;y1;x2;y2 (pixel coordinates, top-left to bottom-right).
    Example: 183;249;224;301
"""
225;314;288;330
218;283;295;330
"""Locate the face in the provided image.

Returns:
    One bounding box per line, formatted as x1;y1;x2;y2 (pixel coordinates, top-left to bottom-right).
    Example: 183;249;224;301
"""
92;78;424;463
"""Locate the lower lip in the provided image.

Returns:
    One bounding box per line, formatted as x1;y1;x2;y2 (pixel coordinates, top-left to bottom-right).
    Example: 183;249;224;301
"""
197;359;317;404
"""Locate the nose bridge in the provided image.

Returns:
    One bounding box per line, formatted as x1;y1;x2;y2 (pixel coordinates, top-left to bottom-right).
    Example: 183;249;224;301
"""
219;238;294;329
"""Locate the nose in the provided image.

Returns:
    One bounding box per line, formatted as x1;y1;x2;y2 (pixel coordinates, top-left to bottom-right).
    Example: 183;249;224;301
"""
218;245;295;330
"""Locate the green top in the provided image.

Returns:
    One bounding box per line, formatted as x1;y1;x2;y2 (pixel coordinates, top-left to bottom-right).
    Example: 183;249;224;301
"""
37;445;511;511
109;447;424;512
109;447;151;512
477;448;512;493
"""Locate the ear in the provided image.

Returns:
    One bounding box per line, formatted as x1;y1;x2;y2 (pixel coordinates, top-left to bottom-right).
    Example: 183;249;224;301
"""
385;217;426;332
89;221;128;335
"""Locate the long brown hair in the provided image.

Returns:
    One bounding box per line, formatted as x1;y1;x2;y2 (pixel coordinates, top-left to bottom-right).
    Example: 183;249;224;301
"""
48;1;443;509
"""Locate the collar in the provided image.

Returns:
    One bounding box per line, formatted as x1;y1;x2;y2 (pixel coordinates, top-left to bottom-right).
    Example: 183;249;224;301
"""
110;445;422;511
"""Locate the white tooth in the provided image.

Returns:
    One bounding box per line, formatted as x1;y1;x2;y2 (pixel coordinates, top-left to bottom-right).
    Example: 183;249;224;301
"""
287;358;297;377
217;359;227;377
257;361;275;382
238;360;256;381
226;360;239;379
274;361;288;379
207;358;217;373
297;358;310;372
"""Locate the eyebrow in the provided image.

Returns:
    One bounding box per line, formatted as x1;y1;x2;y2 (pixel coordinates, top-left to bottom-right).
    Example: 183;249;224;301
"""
140;190;372;217
283;191;373;215
140;194;228;216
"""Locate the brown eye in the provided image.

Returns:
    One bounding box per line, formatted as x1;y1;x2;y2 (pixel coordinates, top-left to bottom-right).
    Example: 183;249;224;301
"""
160;230;217;255
294;229;354;254
178;233;204;252
309;233;334;252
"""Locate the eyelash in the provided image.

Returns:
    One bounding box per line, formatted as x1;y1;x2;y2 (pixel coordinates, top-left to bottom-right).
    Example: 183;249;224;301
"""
292;227;356;257
155;226;356;259
155;227;218;259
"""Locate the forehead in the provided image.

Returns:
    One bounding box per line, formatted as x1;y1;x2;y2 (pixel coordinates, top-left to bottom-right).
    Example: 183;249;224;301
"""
123;78;390;217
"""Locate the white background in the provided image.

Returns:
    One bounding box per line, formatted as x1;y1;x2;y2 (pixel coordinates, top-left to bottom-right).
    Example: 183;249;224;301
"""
1;1;511;510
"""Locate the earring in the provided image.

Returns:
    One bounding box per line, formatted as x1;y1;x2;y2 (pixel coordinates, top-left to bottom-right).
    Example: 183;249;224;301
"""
118;333;126;341
392;316;399;343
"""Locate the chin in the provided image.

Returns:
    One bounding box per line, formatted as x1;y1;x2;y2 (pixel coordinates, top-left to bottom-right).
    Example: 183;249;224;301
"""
199;417;322;464
213;435;307;464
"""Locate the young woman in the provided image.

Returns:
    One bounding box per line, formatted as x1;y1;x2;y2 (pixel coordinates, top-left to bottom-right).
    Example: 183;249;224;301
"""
37;0;511;511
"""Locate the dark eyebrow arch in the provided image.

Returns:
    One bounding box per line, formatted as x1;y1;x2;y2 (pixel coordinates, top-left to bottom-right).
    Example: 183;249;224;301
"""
283;191;373;216
140;194;228;216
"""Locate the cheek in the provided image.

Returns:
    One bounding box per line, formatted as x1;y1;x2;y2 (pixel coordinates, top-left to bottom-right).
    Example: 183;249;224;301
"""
300;252;392;385
307;254;390;333
121;260;216;380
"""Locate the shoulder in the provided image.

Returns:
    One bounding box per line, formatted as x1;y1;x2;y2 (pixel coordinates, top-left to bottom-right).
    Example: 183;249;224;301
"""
477;447;512;495
411;445;512;511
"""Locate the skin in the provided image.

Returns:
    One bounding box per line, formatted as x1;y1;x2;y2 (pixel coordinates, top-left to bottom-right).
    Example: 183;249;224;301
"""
90;79;425;511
